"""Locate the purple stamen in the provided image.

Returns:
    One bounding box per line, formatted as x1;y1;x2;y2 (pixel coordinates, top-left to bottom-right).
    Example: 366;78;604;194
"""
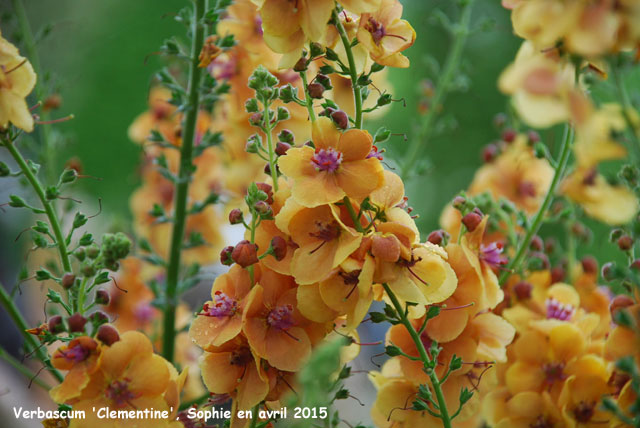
480;242;508;269
311;148;342;172
545;297;575;321
201;291;238;318
267;304;295;330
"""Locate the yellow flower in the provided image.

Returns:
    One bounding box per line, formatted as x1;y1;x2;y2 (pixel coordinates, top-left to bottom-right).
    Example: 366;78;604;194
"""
0;30;37;132
356;0;416;68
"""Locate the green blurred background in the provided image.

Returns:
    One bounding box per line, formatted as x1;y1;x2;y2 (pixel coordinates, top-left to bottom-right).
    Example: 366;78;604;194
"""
0;0;629;262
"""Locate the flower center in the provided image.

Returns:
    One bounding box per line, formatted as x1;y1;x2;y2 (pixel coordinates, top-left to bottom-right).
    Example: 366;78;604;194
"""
365;18;386;45
518;180;537;198
545;297;575;321
134;302;155;323
311;148;342;172
105;379;139;408
542;362;566;385
60;343;90;363
267;304;295;330
367;145;383;160
480;242;508;268
229;347;253;367
201;291;238;318
572;401;595;423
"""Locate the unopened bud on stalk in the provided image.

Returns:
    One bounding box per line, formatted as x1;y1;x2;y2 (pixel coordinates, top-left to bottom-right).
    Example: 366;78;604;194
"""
502;129;516;143
550;266;565;283
61;273;76;289
229;209;244;225
67;313;87;333
275;142;291;156
331;110;349;130
95;289;110;305
610;295;634;323
461;210;483;232
254;200;272;216
220;246;234;266
308;82;325;99
513;281;532;300
231;240;259;268
48;315;65;334
270;236;287;261
255;183;273;204
97;324;120;346
581;256;598;274
617;235;634;251
427;230;448;246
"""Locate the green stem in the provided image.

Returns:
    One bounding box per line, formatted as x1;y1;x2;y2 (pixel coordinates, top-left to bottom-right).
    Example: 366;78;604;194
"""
162;0;207;362
333;10;363;129
249;404;260;428
11;0;57;184
343;196;364;233
381;283;452;428
262;98;279;192
300;70;317;123
0;283;63;382
499;124;574;284
400;0;475;179
2;139;72;276
612;61;640;159
0;346;52;390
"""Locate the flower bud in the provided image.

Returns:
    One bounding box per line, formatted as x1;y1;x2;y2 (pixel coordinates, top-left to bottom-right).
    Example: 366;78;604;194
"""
81;264;97;277
502;129;516;143
97;324;120;346
48;315;65;334
330;110;349;130
86;244;100;259
61;273;76;289
601;262;616;281
513;281;532;300
529;235;544;252
630;259;640;271
482;144;498;163
228;208;244;225
95;289;110;305
610;295;635;325
220;246;235;266
249;112;263;126
89;311;109;326
275;142;291;156
307;82;325;99
550;266;565;283
315;74;332;89
617;235;633;251
293;56;308;72
452;196;466;210
270;236;287;261
67;313;87;333
231;240;259;268
264;163;271;175
527;130;540;144
581;256;598;274
277;129;294;144
461;211;483;232
255;182;274;204
427;230;448;246
254;200;272;216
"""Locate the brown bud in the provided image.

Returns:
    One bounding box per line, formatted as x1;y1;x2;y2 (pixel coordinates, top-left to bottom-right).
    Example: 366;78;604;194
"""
530;235;544;252
618;235;634;251
502;129;516;143
249;112;263;126
307;82;325;99
461;211;483;232
427;230;448;246
48;315;65;334
264;163;271;175
255;182;274;204
67;313;87;333
452;196;466;210
220;246;235;266
331;110;349;130
275;142;291;156
550;266;565;283
630;259;640;271
95;289;110;305
270;236;287;261
254;200;272;216
97;324;120;346
61;273;76;289
293;56;308;72
610;295;634;321
581;256;598;274
89;311;109;325
482;144;498;163
231;240;259;268
229;208;244;225
43;94;62;111
513;281;532;300
601;262;615;281
527;130;540;144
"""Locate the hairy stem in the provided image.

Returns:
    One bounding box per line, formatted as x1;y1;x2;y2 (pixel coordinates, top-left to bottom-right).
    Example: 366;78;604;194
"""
401;0;475;179
162;0;207;362
0;346;52;390
0;283;63;382
262;98;279;192
499;124;574;284
333;10;363;129
300;70;317;123
2;139;72;277
381;283;452;428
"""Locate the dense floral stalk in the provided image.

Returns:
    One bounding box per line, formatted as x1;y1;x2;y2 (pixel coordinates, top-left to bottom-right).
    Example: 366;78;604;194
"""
401;0;475;179
0;283;63;382
499;124;574;284
161;0;208;362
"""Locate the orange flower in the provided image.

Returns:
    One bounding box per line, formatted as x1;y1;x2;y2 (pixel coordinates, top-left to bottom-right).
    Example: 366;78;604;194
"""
127;87;177;145
242;267;324;371
199;335;269;412
50;337;102;404
278;117;384;208
356;0;416;68
190;265;252;349
0;30;37;132
275;201;362;284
